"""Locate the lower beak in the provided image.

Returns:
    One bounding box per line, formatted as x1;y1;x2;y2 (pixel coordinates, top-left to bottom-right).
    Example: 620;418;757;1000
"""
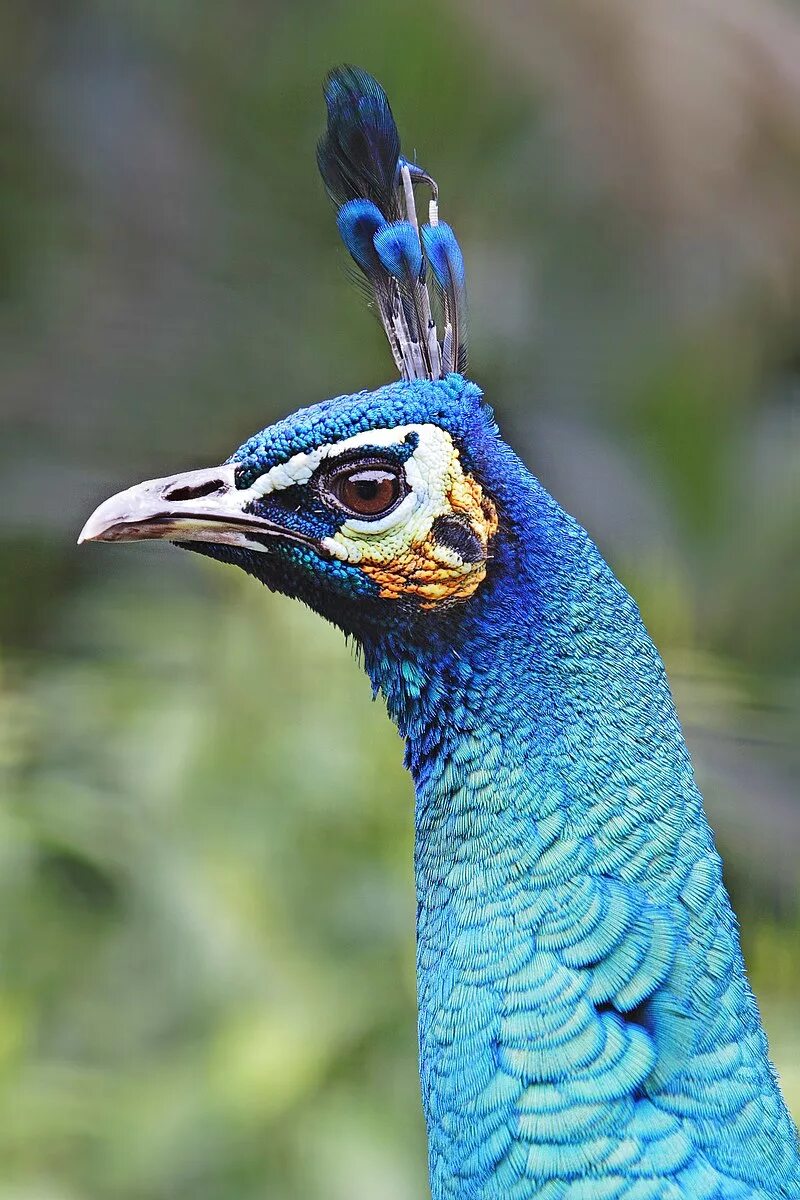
78;463;317;553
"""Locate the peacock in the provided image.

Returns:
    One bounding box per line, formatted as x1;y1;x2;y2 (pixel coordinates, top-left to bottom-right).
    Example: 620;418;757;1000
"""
79;67;800;1199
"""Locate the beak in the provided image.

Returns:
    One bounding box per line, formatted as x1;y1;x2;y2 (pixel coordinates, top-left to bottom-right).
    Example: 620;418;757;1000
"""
78;463;319;553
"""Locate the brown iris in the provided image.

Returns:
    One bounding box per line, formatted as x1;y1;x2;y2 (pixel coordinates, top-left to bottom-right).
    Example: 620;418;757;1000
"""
322;460;406;519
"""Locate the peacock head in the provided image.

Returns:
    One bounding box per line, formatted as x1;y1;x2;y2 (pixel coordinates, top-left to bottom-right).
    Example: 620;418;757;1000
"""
79;67;506;639
78;375;501;637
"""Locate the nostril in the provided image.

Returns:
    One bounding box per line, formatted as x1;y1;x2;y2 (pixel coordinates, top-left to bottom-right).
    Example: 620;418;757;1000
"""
163;479;224;502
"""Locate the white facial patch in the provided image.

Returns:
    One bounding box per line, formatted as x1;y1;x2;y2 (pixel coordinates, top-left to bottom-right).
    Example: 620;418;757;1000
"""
323;426;456;563
239;424;458;564
237;422;498;607
244;425;435;497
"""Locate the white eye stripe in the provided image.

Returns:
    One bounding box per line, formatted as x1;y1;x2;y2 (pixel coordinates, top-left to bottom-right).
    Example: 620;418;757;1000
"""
244;450;323;497
243;424;442;499
236;423;459;568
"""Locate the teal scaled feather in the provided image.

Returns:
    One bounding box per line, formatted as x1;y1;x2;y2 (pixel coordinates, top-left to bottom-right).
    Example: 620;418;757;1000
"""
79;66;800;1200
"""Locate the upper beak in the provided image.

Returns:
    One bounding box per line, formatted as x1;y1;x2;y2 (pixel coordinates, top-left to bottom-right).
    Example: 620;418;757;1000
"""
78;463;317;552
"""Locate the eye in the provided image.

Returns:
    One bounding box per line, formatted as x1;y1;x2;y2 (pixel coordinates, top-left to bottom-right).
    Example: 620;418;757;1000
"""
321;460;406;520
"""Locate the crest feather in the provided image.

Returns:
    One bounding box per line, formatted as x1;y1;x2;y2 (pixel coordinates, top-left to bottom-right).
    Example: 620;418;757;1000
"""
317;66;467;381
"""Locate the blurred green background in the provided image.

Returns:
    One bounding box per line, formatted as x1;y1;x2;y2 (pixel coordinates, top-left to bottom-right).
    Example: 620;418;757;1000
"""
1;1;798;1196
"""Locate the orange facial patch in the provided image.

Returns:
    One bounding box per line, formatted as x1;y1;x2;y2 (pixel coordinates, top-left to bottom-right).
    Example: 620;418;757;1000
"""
360;456;498;607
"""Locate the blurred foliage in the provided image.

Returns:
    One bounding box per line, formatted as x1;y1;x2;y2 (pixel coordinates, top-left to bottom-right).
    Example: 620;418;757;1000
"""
1;567;426;1199
0;0;798;1196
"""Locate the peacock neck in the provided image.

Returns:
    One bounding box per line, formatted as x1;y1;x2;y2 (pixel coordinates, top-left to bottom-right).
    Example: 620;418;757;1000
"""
360;473;723;1191
363;476;696;879
356;458;798;1196
361;470;707;961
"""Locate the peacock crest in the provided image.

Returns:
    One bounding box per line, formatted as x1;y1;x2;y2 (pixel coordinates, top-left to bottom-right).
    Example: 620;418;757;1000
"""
318;66;467;381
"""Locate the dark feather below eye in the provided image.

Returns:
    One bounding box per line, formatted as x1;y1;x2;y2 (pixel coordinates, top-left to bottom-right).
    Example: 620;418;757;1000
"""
431;515;484;564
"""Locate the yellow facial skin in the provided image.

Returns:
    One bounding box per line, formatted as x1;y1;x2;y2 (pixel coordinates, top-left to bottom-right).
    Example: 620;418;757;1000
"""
321;427;498;608
360;465;496;606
